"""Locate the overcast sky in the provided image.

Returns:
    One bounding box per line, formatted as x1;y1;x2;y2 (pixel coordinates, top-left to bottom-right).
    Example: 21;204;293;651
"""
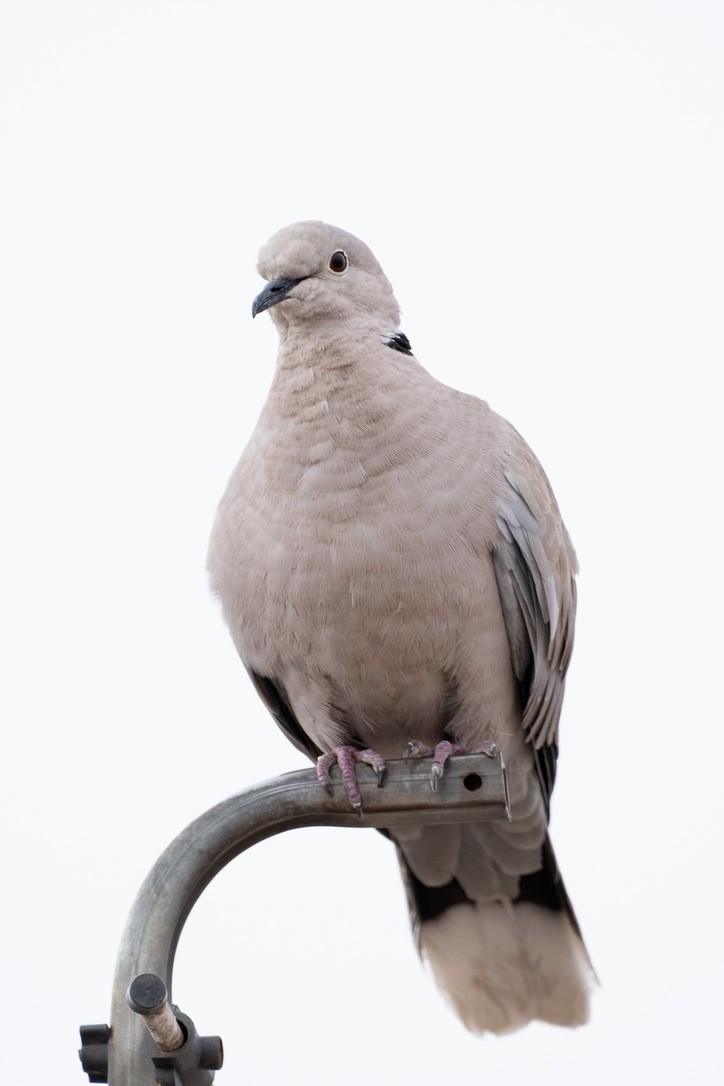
2;2;722;1083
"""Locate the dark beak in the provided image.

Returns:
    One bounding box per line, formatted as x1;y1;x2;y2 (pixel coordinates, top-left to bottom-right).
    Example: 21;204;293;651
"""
252;277;303;318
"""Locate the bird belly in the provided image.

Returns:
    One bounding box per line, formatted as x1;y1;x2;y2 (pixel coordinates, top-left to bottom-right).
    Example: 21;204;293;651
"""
213;500;521;760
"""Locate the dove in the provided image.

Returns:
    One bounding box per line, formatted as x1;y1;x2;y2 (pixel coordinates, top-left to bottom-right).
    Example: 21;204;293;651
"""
208;221;594;1033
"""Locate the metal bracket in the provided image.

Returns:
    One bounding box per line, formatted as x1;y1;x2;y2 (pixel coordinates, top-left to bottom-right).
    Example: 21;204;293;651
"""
79;752;509;1084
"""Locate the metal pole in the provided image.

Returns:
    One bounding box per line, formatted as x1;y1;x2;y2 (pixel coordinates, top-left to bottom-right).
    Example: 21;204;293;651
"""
90;753;508;1084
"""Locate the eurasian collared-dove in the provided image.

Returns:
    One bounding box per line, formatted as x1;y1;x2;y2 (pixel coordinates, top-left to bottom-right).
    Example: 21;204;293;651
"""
208;221;594;1034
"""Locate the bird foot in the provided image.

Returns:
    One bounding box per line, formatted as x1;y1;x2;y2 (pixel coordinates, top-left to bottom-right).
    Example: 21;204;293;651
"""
316;746;386;817
404;739;498;791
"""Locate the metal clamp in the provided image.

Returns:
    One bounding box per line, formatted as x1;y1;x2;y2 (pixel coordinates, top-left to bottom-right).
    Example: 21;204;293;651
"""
127;973;223;1086
79;975;224;1086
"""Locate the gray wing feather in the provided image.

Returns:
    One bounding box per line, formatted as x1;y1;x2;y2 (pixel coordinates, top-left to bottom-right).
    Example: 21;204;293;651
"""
246;668;322;763
492;465;577;764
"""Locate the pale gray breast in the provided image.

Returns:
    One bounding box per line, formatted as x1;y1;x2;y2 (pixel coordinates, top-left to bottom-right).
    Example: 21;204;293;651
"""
208;380;509;699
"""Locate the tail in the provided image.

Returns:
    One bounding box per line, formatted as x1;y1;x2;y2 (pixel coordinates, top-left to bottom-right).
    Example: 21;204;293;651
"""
398;835;595;1035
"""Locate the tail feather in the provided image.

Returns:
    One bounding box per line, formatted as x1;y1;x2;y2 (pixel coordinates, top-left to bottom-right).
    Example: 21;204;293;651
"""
421;900;592;1034
396;833;595;1034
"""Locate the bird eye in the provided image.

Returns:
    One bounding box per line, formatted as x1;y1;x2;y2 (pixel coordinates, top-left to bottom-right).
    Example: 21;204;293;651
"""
328;250;349;274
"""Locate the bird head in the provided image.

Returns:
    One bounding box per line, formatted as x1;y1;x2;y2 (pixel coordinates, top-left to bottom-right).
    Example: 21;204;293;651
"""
252;221;401;332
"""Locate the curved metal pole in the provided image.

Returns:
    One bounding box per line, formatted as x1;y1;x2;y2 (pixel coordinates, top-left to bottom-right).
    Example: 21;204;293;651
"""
105;753;509;1084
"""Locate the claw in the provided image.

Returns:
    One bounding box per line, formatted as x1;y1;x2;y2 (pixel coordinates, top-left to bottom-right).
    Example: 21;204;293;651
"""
316;750;338;796
404;740;432;760
429;740;467;791
316;746;386;815
430;761;443;793
403;737;470;790
404;738;496;789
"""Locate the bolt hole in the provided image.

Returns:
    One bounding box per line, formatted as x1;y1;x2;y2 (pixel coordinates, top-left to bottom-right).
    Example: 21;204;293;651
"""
463;773;482;791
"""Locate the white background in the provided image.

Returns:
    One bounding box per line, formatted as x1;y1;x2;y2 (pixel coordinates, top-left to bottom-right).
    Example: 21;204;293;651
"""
1;2;722;1083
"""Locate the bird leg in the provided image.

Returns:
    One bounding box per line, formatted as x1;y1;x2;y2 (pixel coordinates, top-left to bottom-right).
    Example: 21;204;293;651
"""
405;738;498;791
316;746;386;817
